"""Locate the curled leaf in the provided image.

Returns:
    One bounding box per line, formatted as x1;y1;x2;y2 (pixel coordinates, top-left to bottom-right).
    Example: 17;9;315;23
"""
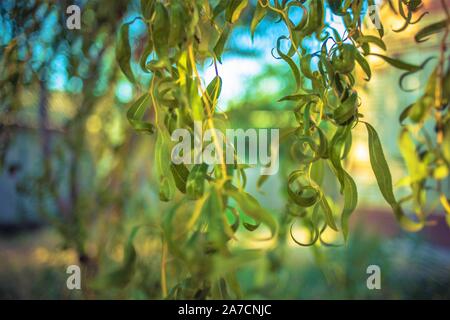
227;187;278;239
318;194;338;231
127;93;155;134
356;35;387;51
287;170;320;207
276;36;302;89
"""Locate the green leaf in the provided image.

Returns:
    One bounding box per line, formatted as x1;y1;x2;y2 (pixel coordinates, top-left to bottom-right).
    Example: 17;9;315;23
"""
155;129;176;201
398;128;427;183
227;187;278;239
250;1;267;39
415;20;448;43
186;163;208;200
214;26;231;63
311;159;325;185
407;98;429;122
226;207;240;235
141;0;154;20
256;174;270;191
318;194;338;231
368;53;423;72
127;93;155;134
318;51;335;84
365;122;396;203
286;1;308;31
189;78;204;121
203;76;222;113
276;36;301;89
213;0;229;18
341;171;357;241
329;124;352;190
327;125;358;240
356;35;387;51
290;216;319;247
278;93;318;102
162;202;186;261
170;163;189;193
287;170;320;207
116;23;135;83
152;2;170;59
399;57;435;91
317;127;329;159
333;91;358;125
139;40;153;73
168;2;185;47
204;186;227;248
327;0;344;15
243;221;260;232
302;0;325;36
365;122;423;232
443;120;450;164
399;104;413;124
300;54;315;79
225;0;249;24
355;51;372;81
331;44;356;74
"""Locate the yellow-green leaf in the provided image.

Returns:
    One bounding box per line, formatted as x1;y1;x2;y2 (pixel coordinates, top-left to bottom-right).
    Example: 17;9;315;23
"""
365;122;423;232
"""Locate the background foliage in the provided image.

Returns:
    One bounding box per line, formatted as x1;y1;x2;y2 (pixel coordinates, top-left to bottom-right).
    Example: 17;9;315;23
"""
0;0;449;299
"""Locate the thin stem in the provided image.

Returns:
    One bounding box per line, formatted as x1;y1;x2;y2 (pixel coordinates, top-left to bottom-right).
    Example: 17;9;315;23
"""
213;58;219;77
259;0;302;59
150;75;161;131
188;44;228;180
434;0;449;144
437;0;450;215
161;238;168;298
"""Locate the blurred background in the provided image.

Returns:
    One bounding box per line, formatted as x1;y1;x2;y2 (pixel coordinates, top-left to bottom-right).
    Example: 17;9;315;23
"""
0;0;449;299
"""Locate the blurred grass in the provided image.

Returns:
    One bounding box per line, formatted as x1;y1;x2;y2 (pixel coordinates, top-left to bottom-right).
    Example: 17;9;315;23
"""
1;214;449;299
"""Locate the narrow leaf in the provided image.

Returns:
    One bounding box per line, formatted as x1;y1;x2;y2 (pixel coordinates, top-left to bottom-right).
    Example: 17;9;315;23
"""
214;26;230;63
250;1;267;39
116;23;135;83
415;20;448;43
368;53;423;72
365;122;423;232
